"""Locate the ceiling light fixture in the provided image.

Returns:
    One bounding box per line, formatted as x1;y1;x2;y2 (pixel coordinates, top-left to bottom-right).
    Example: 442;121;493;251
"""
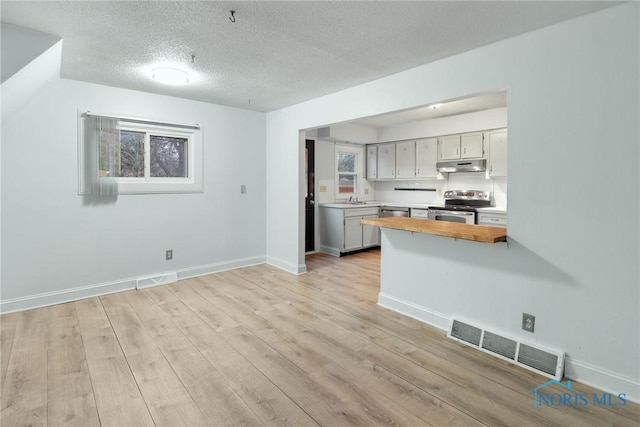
152;67;190;86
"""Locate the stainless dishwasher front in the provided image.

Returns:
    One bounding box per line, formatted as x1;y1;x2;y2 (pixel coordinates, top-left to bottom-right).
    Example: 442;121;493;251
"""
380;207;409;218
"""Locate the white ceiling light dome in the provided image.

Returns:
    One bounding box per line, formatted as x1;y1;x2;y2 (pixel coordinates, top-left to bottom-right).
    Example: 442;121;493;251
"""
152;67;190;86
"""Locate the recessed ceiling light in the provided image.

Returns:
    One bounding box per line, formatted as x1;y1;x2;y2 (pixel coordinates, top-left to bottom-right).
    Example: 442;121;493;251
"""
152;67;190;86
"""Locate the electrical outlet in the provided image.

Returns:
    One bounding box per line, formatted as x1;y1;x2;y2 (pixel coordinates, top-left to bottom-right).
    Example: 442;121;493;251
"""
240;184;246;194
522;313;535;333
166;250;173;261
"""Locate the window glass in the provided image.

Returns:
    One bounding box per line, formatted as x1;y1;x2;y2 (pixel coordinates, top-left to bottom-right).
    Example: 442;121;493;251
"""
338;174;356;194
337;153;356;173
150;135;188;177
120;131;145;177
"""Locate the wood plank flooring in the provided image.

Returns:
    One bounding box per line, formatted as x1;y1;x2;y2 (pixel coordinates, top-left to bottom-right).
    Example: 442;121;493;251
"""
1;250;639;426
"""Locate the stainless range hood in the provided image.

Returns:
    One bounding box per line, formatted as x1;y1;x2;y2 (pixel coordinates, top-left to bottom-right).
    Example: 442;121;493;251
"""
436;159;486;173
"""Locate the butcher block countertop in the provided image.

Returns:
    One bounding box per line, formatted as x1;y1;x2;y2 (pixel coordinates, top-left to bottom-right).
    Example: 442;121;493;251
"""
361;217;507;244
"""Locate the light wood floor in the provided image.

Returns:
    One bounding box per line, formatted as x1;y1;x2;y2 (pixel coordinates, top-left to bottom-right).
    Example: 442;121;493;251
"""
1;250;639;426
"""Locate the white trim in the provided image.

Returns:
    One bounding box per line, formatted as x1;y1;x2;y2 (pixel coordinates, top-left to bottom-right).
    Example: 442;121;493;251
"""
77;113;204;195
377;292;449;330
334;144;363;198
565;357;640;404
177;256;266;280
0;255;266;314
319;244;341;257
84;110;200;130
266;256;307;275
378;292;640;404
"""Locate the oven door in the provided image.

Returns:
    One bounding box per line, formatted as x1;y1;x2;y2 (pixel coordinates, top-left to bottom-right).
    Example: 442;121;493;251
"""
427;209;475;224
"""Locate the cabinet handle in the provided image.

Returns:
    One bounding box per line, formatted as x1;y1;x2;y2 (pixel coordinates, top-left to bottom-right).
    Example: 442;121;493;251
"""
463;147;466;154
456;148;459;155
417;168;420;174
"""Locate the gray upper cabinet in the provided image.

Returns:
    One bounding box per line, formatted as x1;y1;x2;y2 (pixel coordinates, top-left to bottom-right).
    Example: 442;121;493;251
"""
439;135;461;160
439;132;485;160
395;141;416;179
366;145;378;179
377;143;396;179
487;130;508;177
415;138;438;178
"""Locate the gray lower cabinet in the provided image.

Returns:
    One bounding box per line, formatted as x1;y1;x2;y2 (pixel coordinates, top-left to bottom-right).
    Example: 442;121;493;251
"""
477;212;507;228
320;207;380;256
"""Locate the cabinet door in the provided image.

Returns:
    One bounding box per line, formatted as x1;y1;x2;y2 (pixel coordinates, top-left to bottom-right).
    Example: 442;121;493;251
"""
439;135;461;160
478;212;507;227
344;217;363;251
395;141;416;179
415;138;438;178
461;132;484;159
377;143;396;179
362;215;380;247
366;145;377;179
488;131;508;177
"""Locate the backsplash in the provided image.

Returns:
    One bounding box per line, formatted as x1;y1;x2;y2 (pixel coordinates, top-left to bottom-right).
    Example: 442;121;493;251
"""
373;173;507;208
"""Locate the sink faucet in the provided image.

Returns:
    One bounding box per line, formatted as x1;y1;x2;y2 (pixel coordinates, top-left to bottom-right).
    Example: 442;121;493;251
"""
347;196;359;203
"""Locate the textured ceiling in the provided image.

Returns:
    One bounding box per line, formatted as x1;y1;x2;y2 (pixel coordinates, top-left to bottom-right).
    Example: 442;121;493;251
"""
1;1;616;112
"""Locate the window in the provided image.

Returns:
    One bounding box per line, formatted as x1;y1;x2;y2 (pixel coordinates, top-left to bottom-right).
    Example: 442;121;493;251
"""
79;114;203;195
335;145;362;197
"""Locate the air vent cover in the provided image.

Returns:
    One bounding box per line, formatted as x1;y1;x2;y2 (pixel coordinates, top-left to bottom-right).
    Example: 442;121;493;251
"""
482;330;517;360
451;319;482;346
518;344;559;376
448;318;564;380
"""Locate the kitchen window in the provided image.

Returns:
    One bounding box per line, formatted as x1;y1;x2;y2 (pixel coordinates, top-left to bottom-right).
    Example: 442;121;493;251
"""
79;113;203;195
335;145;362;196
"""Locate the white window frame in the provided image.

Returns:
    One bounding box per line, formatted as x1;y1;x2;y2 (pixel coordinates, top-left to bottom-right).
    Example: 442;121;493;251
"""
78;112;203;194
334;144;362;198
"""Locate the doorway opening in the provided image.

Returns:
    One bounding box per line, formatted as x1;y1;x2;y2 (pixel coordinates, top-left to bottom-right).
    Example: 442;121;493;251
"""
305;139;315;253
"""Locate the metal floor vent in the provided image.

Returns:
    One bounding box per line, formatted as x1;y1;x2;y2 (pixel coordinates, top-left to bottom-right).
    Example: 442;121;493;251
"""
448;319;564;380
136;272;178;290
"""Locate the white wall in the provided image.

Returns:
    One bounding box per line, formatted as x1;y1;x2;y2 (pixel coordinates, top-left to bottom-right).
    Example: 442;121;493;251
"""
1;23;60;83
1;78;266;311
265;3;639;399
377;107;507;142
373;107;508;207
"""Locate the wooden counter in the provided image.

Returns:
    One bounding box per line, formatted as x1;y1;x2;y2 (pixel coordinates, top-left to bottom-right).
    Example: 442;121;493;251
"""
361;217;507;244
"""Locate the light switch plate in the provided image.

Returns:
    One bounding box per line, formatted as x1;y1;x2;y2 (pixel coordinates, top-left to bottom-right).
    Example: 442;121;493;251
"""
240;185;246;194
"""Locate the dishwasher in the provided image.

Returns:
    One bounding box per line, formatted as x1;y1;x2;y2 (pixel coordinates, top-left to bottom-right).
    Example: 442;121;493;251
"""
380;207;409;218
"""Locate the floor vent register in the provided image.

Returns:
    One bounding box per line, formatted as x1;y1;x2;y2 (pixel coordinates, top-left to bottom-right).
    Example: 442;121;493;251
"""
448;318;564;380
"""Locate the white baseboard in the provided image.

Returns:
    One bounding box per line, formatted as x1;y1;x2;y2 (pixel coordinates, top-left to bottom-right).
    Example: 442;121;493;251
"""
564;357;640;403
0;255;266;314
378;292;449;331
377;292;640;403
319;245;341;257
266;256;306;275
177;256;266;280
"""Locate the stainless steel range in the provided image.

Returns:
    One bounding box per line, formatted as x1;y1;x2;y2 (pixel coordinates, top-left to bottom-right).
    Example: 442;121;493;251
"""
427;190;492;224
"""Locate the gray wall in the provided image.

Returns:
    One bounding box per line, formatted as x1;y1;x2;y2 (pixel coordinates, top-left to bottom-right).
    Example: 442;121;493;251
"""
1;78;266;308
265;4;639;398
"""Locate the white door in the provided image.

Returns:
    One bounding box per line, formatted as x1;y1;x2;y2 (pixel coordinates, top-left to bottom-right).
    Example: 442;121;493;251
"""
366;145;377;179
395;141;416;179
488;131;508;177
416;138;438;178
439;135;461;160
344;217;363;251
377;143;396;179
362;215;380;247
461;132;484;159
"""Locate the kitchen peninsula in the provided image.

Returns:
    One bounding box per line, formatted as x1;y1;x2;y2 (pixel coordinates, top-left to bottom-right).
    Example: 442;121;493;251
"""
361;216;509;333
361;217;507;243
